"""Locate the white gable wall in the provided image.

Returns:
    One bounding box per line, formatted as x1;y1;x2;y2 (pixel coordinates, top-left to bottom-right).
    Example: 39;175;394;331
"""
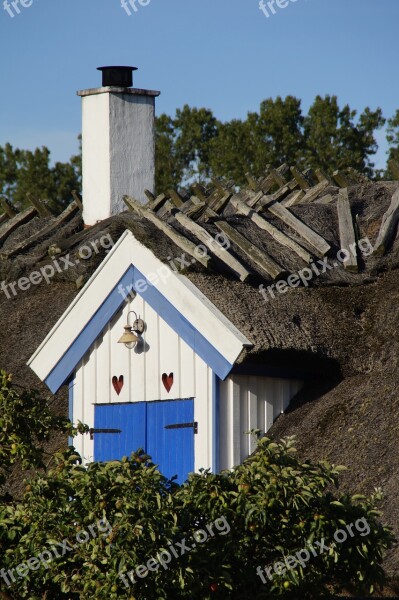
71;295;214;469
219;375;303;471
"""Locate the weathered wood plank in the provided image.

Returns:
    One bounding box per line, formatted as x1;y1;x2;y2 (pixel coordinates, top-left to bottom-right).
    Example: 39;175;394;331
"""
300;180;330;204
27;193;53;217
314;168;332;184
213;219;284;279
332;170;351;188
290;166;311;190
4;201;80;258
123;195;211;268
270;168;287;188
281;190;305;207
71;190;83;212
208;191;231;213
191;183;212;204
181;197;207;219
167;189;185;208
0;197;18;218
258;167;286;195
172;211;251;281
229;195;312;264
267;202;331;256
202;204;284;279
245;173;261;192
144;189;156;203
245;190;265;208
0;213;9;226
373;188;399;256
149;193;167;212
258;183;293;207
0;207;37;246
337;188;358;272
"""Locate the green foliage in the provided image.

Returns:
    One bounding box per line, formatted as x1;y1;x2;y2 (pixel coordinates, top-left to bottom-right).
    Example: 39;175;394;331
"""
385;109;399;179
0;371;86;491
1;97;392;208
155;106;219;190
155;95;387;190
0;375;394;599
0;141;81;212
303;96;384;178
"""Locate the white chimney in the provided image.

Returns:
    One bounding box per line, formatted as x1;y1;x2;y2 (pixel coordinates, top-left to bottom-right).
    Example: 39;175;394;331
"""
77;66;160;226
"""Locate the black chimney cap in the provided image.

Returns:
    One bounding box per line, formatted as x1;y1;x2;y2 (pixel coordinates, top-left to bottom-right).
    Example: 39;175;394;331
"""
97;66;138;88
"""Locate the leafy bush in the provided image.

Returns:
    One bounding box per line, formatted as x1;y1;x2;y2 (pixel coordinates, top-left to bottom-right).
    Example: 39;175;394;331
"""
0;373;395;599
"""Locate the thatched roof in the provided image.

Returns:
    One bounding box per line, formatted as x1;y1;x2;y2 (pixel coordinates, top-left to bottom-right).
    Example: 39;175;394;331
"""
1;166;399;575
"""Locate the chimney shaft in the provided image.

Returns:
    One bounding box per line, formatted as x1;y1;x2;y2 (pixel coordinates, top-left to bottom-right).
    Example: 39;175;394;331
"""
77;67;160;226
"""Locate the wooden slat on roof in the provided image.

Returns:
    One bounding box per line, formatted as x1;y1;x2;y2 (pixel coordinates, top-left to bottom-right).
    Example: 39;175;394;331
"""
171;209;251;282
4;200;80;258
228;194;312;264
0;207;37;246
337;188;358;272
373;188;399;256
124;195;210;268
211;215;284;280
27;193;53;217
0;197;18;218
266;202;331;257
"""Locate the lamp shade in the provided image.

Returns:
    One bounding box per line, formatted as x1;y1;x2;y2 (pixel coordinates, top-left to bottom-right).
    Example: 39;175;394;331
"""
118;325;139;347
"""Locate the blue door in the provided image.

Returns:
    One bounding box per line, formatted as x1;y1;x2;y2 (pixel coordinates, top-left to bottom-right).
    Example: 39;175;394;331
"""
93;399;195;483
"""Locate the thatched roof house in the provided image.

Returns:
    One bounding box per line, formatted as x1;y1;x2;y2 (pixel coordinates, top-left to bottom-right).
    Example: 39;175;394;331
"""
1;66;399;575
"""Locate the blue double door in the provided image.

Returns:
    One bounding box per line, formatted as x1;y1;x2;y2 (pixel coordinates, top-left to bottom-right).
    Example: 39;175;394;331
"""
93;398;195;483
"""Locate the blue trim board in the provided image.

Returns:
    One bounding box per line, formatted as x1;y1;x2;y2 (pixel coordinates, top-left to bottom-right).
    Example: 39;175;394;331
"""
212;372;220;474
68;378;74;446
45;268;132;393
132;267;232;380
45;264;233;393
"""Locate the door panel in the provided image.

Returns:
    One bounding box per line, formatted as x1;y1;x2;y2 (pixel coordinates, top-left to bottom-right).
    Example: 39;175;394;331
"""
94;399;194;483
147;399;195;483
94;403;146;462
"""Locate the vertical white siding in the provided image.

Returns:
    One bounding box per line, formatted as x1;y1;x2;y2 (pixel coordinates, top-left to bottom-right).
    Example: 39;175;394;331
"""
219;375;304;471
72;297;214;472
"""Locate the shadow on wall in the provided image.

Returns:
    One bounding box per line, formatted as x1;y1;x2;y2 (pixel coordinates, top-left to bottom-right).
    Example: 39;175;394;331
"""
233;348;343;415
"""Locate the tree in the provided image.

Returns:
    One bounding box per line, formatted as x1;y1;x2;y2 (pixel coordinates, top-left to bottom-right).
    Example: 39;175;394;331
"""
385;109;399;179
303;96;385;177
155;106;219;191
155;96;387;192
173;105;219;185
155;114;184;192
0;142;81;213
0;373;394;599
208;118;253;186
0;371;86;494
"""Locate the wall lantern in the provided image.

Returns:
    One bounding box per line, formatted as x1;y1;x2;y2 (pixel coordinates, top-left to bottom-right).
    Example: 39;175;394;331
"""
118;311;145;349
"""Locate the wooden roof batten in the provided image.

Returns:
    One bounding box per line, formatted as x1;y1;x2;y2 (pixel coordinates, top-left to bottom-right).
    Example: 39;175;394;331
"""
2;159;399;289
123;161;376;284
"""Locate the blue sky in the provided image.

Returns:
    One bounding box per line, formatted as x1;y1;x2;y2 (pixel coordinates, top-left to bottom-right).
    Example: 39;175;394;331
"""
0;0;397;170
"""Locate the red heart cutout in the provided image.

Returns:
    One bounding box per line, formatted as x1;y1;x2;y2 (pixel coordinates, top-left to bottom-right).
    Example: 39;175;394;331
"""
112;375;124;396
162;373;174;393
